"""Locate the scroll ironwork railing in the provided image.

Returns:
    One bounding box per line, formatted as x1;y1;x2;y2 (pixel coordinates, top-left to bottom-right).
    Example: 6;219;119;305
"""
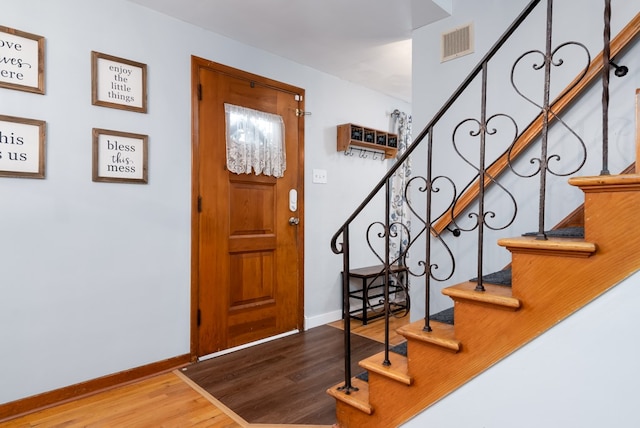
330;0;633;395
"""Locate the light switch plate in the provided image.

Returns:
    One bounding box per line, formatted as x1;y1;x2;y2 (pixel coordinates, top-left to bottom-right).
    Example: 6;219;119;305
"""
312;168;328;184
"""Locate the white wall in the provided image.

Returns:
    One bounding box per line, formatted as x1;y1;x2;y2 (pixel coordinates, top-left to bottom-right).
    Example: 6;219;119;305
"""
402;270;640;427
0;0;409;403
409;0;640;320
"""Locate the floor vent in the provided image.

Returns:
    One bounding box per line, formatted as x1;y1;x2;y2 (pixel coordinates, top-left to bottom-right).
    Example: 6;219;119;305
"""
441;22;474;62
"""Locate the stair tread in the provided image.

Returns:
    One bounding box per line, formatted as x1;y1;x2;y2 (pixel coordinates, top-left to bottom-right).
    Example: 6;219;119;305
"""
497;235;596;258
397;319;460;352
355;342;407;382
442;281;521;309
326;377;373;415
359;350;413;385
569;173;640;190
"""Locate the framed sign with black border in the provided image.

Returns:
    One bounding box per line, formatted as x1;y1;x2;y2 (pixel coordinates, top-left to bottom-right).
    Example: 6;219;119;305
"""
92;128;148;184
0;114;46;178
0;26;45;94
91;51;147;113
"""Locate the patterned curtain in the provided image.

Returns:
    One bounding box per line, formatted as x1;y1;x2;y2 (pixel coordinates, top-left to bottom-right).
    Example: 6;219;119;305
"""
224;103;286;177
389;111;412;269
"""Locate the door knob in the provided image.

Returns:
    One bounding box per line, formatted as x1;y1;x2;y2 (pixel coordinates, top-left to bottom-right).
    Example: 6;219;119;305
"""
288;217;300;226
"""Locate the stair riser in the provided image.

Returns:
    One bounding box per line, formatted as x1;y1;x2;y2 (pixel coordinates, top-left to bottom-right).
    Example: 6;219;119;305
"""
336;371;416;428
583;190;640;250
510;189;640;314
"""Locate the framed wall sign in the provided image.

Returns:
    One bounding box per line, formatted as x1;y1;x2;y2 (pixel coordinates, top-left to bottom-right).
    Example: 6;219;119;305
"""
92;128;148;184
0;115;46;178
91;51;147;113
0;26;45;94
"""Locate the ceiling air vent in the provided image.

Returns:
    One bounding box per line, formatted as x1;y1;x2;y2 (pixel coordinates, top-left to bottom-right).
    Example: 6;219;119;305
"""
441;22;474;62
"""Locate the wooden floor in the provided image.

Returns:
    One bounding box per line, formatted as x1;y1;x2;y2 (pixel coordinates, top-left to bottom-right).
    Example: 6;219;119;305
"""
183;325;385;426
2;372;243;428
1;316;409;427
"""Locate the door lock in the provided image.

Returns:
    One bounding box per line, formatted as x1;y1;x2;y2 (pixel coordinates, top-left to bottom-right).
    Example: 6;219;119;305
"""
288;217;300;226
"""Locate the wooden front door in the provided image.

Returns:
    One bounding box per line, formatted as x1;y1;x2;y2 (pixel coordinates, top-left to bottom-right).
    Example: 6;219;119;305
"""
191;57;304;357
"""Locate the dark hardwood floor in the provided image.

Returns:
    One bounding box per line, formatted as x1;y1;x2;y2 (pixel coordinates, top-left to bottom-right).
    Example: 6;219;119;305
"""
182;325;385;425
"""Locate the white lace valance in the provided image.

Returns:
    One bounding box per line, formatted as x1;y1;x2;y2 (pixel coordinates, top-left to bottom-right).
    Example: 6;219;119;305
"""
224;103;286;177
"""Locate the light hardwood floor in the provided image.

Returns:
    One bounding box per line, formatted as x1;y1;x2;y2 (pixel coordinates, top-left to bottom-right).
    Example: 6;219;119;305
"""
2;371;243;428
1;316;409;427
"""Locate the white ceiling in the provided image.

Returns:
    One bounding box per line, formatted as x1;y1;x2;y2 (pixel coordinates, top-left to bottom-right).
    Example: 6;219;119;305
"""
126;0;451;102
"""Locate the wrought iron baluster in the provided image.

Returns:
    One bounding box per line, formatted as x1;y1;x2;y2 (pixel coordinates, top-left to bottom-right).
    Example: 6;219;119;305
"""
450;61;518;293
476;62;489;292
602;0;611;175
537;0;554;239
336;227;357;394
406;129;456;331
383;179;392;366
424;130;434;331
509;0;589;240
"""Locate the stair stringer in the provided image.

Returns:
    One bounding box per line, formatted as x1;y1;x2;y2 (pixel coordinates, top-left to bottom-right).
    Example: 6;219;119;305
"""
332;174;640;428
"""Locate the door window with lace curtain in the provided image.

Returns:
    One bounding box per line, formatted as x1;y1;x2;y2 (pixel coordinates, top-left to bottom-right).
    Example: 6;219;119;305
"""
224;103;286;177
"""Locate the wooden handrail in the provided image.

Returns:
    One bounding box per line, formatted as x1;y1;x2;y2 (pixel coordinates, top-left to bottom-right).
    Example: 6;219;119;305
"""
433;11;640;234
636;88;640;170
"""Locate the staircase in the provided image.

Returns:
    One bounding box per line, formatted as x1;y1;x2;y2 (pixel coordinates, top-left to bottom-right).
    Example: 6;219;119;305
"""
327;1;640;426
329;174;640;428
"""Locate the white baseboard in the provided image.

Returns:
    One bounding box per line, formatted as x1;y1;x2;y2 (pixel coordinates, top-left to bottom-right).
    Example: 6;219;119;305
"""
197;310;344;361
305;309;342;330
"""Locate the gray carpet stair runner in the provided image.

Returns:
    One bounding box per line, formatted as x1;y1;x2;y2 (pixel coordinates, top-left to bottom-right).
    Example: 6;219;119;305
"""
522;226;584;238
430;306;455;325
